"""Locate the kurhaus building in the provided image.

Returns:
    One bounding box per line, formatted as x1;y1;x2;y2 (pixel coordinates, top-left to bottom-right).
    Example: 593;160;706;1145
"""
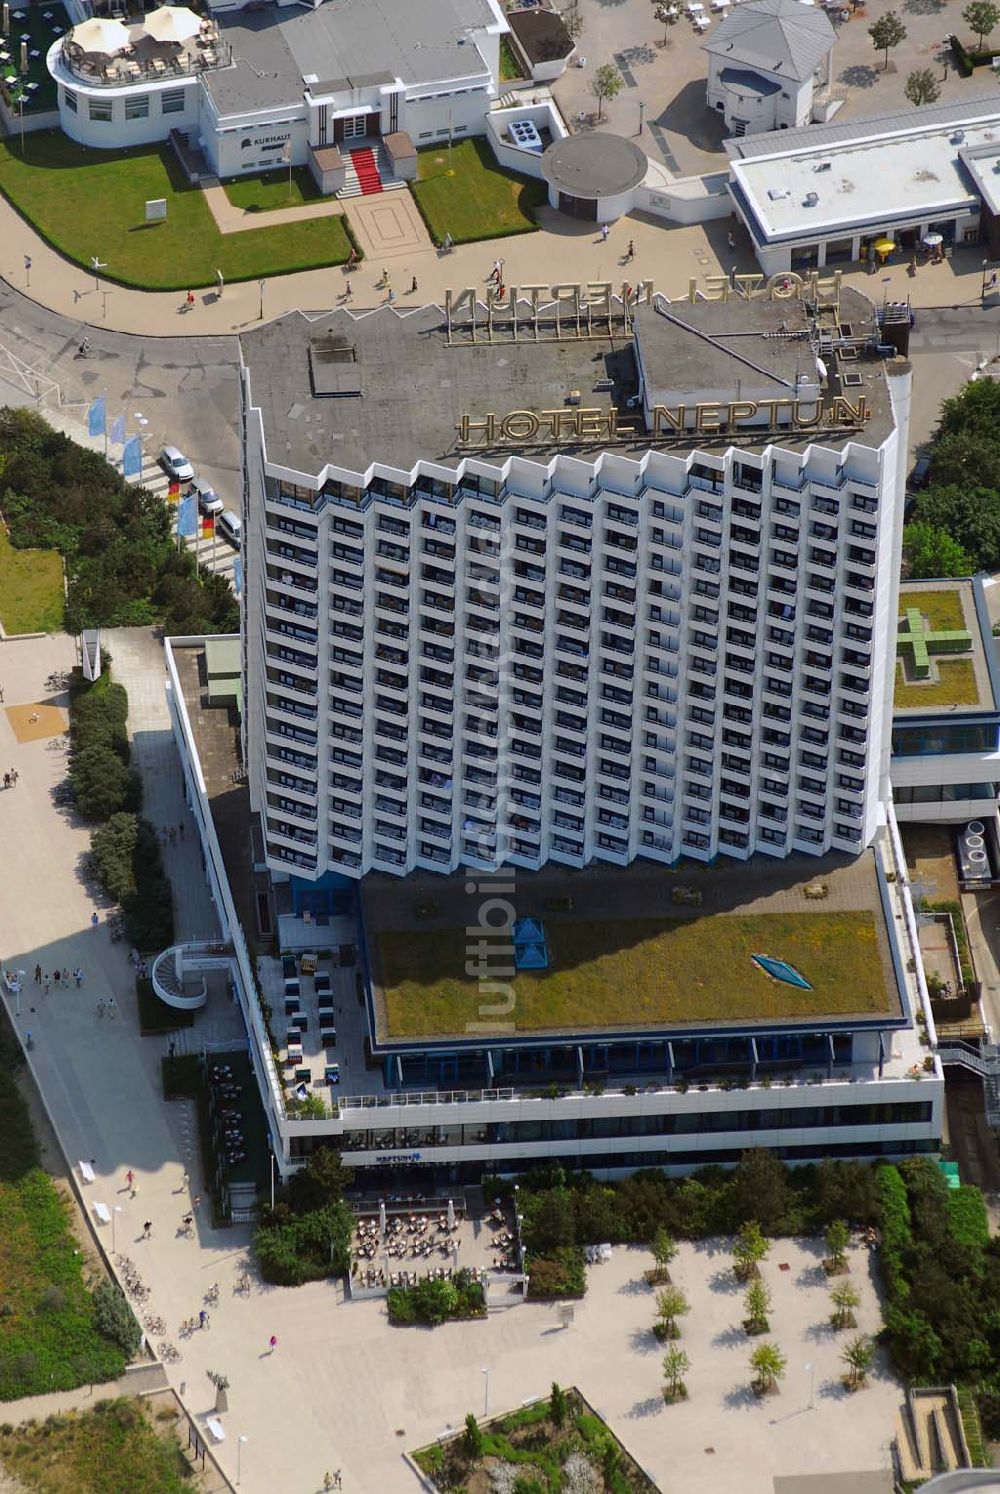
239;275;908;885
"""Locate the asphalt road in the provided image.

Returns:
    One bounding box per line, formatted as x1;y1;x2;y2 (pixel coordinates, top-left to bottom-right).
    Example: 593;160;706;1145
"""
0;280;242;510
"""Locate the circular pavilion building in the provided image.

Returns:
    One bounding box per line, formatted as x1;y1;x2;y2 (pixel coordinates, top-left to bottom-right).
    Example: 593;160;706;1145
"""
540;131;648;223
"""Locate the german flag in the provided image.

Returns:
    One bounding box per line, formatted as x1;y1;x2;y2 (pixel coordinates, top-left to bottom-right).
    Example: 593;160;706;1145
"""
201;515;215;539
168;479;180;501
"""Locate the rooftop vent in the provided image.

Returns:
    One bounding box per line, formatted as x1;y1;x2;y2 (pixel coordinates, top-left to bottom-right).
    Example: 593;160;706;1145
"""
802;191;819;207
841;370;864;388
813;160;832;173
308;334;362;398
767;187;791;201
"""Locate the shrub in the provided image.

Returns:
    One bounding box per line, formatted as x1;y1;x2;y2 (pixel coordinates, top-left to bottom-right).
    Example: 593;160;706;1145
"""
947;1185;990;1249
387;1270;485;1326
254;1200;354;1285
525;1247;586;1300
876;1165;912;1303
70;746;140;822
92;1280;142;1357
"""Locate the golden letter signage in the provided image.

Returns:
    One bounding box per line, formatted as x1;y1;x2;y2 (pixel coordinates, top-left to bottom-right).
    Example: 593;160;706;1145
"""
456;396;869;447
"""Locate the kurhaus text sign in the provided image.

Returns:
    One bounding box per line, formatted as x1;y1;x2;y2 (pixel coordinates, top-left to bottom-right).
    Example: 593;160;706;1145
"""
456;395;870;447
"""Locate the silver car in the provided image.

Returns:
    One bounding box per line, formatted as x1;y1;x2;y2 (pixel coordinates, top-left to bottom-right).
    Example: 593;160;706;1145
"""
189;477;224;516
159;445;194;482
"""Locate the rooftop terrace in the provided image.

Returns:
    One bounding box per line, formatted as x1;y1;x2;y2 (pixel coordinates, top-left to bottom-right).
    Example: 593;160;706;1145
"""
363;851;905;1046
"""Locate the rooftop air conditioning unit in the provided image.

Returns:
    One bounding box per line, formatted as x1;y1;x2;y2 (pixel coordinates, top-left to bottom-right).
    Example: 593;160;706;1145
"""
802;191;819;207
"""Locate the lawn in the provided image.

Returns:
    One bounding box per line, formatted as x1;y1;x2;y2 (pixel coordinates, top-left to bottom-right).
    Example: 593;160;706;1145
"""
0;1036;126;1399
897;587;967;632
894;657;980;709
377;910;891;1038
414;1388;656;1492
0;526;64;635
0;1397;193;1493
222;166;324;213
0;132;354;289
410;136;545;245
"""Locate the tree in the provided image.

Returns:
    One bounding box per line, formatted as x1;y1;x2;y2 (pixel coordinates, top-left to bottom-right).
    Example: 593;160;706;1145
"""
904;68;941;106
963;0;999;47
744;1278;772;1334
550;1382;568;1428
92;1280;141;1356
733;1220;769;1281
903;522;973;579
750;1341;786;1394
662;1345;690;1401
911;483;1000;571
591;62;623;120
70;745;140;822
463;1412;484;1459
830;1279;862;1330
731;1150;790;1230
285;1148;355;1214
651;1227;678;1280
869;12;906;70
842;1333;876;1389
532;1188;575;1250
825;1219;851;1273
655;1284;690;1338
654;4;673;43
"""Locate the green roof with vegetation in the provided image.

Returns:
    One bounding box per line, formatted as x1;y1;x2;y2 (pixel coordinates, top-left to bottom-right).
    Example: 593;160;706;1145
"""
376;910;893;1039
894;584;983;710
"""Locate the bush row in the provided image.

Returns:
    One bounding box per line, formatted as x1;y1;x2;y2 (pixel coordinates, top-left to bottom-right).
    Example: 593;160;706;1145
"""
487;1153;882;1256
90;812;174;952
68;675;141;822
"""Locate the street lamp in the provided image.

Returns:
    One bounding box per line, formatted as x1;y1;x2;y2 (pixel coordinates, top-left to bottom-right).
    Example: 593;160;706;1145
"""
237;1434;248;1485
91;255;107;292
638;99;645;137
982;258;996;304
112;1204;122;1254
481;1367;490;1419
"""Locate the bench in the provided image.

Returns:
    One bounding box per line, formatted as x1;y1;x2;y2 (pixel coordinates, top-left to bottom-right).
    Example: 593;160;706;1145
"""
79;1159;96;1184
93;1201;111;1225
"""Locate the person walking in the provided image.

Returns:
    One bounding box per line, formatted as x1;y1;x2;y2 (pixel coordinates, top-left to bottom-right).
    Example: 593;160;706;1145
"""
186;289;195;309
143;1220;152;1238
74;968;83;988
108;997;117;1019
91;912;99;931
199;1308;208;1328
268;1334;277;1353
53;969;60;987
601;222;609;242
34;964;41;984
410;275;418;294
344;280;353;301
43;976;50;996
625;239;635;262
125;1169;135;1193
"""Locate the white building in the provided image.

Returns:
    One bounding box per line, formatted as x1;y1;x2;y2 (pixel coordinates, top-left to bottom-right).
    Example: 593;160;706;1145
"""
704;0;836;138
238;276;909;885
727;95;1000;274
48;0;506;187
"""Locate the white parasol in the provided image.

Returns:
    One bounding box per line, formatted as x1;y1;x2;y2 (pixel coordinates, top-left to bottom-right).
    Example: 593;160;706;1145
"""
143;5;201;44
71;15;131;53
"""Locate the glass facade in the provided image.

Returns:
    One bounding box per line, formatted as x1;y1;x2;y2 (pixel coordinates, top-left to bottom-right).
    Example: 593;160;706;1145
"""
892;722;999;757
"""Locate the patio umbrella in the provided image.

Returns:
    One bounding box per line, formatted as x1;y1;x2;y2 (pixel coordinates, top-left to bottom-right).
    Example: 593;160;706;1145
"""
447;1198;455;1231
873;237;896;259
71;15;130;53
379;1199;387;1238
922;232;944;247
143;4;200;44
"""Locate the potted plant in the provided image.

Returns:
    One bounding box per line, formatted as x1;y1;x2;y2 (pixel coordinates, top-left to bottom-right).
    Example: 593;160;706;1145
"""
750;1341;786;1397
662;1345;690;1403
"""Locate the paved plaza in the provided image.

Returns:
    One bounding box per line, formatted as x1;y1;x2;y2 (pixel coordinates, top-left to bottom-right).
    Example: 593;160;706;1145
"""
0;626;906;1493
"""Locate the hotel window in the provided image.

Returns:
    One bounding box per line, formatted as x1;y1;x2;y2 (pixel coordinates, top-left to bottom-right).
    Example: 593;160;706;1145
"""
161;89;185;115
89;98;113;122
125;94;150;120
63;87;78;113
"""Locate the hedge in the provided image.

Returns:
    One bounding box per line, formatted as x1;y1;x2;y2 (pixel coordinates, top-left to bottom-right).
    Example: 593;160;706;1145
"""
947;1185;990;1250
387;1269;486;1325
526;1246;587;1300
877;1163;912;1304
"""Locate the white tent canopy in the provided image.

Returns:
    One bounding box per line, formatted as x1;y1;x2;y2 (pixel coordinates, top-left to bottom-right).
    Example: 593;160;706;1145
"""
143;5;201;44
71;16;132;54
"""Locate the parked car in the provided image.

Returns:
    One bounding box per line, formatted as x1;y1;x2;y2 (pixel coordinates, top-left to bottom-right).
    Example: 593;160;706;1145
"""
159;445;194;482
217;510;242;546
189;476;224;516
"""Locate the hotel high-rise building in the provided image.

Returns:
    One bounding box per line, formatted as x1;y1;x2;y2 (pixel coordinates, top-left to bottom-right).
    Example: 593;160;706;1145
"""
239;277;910;884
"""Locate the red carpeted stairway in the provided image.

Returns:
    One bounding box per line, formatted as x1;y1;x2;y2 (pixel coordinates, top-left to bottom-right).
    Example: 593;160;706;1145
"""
349;146;383;195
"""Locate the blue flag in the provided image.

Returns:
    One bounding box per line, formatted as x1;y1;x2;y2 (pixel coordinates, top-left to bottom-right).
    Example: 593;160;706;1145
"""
87;397;106;438
233;556;243;597
122;435;142;479
176;494;198;537
110;414;125;445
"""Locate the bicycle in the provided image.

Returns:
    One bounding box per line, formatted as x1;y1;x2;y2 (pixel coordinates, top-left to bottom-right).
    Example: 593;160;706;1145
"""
161;1342;181;1363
